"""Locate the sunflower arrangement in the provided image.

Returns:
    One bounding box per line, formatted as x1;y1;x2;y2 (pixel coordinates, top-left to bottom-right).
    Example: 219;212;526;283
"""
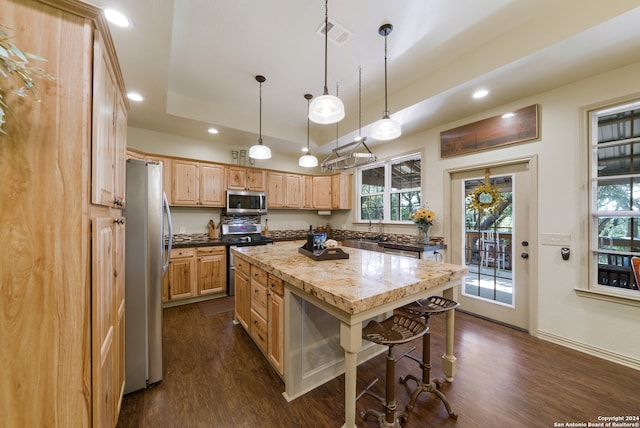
409;206;435;226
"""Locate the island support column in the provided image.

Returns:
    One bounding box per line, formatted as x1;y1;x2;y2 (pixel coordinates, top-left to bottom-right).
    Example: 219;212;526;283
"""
340;321;362;428
442;288;457;381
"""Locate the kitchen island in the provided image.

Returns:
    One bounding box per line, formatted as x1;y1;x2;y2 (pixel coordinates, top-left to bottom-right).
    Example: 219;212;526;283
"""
231;241;468;428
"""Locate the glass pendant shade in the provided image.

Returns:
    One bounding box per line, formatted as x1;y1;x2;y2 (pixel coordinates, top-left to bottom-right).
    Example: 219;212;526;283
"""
308;94;344;124
249;143;271;160
299;153;318;167
371;116;401;141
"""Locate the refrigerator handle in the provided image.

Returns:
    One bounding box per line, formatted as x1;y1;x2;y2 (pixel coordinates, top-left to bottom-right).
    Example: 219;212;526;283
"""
162;192;173;273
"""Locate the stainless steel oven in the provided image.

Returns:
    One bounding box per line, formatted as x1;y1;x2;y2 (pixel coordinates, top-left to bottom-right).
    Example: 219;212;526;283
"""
222;223;273;295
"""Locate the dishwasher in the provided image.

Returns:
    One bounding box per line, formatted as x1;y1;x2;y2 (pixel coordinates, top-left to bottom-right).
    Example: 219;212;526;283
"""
382;247;421;258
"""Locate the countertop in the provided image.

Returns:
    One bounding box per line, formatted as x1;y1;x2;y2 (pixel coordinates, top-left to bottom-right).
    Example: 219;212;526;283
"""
231;241;467;315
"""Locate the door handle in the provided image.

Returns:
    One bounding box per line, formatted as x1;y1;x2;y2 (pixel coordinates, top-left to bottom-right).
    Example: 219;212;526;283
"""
521;252;529;259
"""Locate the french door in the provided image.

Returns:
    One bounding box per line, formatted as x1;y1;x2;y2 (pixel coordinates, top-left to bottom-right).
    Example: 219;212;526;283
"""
449;160;534;331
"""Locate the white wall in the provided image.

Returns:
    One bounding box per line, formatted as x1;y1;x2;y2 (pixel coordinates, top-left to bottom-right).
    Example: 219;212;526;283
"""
127;61;640;368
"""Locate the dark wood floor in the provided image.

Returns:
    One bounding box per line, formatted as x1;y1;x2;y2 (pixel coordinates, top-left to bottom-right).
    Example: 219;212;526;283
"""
117;303;640;428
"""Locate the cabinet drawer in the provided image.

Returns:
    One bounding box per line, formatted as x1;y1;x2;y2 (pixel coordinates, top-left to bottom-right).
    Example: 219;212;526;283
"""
170;248;196;259
251;280;268;319
250;308;268;352
197;246;225;256
268;275;284;296
251;265;267;286
236;257;250;276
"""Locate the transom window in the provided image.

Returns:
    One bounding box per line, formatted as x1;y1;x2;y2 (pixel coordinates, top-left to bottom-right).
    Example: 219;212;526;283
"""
590;101;640;296
358;153;421;222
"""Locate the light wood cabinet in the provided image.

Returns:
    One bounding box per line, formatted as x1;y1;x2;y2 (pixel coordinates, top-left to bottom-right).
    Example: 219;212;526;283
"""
166;248;197;300
313;176;333;209
234;258;285;376
172;160;199;205
332;173;353;210
1;1;130;426
303;175;314;209
267;275;285;375
285;174;302;208
197;246;226;295
114;218;126;417
92;34;127;209
250;265;268;353
234;258;251;330
226;166;267;191
172;160;225;207
268;171;303;209
199;163;225;206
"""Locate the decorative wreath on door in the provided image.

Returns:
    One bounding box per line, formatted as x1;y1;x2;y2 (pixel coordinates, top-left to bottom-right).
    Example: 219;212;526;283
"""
468;169;504;214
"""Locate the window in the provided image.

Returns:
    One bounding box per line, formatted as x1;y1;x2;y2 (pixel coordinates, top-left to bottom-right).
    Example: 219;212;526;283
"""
358;153;421;222
590;101;640;296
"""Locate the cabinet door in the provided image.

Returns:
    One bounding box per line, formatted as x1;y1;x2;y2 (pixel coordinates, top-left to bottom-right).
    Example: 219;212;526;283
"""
114;218;126;416
113;92;127;209
234;271;250;330
312;176;332;209
91;34;117;208
197;247;226;294
267;171;285;208
303;175;314;209
247;169;267;191
268;291;284;375
285;174;302;208
200;163;225;206
167;251;197;300
332;173;352;210
172;160;199;205
92;217;116;428
226;166;246;190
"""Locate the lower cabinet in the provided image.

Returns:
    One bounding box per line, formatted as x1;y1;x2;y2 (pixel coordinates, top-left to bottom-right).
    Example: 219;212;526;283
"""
234;257;251;330
267;276;284;375
164;246;226;303
234;257;285;376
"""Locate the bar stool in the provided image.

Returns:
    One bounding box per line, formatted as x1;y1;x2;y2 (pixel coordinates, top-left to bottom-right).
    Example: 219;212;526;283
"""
358;313;428;427
399;296;460;422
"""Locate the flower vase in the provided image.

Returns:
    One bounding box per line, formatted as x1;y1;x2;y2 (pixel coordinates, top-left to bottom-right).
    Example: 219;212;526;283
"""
416;223;431;244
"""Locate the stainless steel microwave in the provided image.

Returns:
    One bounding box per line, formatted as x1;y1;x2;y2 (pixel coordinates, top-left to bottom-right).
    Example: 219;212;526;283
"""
225;190;267;215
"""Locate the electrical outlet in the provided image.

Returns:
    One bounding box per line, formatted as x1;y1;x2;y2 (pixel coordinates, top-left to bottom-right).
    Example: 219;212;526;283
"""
179;226;186;234
540;233;571;246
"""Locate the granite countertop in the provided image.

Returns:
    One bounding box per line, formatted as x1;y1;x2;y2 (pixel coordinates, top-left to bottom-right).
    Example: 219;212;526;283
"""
232;241;467;315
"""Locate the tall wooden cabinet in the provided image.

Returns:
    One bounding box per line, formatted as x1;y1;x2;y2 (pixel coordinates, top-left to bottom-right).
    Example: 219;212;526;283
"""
0;1;128;426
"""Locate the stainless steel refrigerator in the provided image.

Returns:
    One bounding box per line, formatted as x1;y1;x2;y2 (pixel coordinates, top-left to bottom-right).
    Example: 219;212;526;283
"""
123;159;172;394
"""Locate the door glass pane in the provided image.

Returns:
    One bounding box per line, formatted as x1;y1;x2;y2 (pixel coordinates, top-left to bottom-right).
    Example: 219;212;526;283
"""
462;176;514;305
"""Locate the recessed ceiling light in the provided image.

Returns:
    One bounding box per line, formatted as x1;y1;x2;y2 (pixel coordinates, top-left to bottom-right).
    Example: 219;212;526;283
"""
207;127;219;135
127;92;143;102
472;89;489;99
502;112;515;119
104;9;130;28
301;147;309;152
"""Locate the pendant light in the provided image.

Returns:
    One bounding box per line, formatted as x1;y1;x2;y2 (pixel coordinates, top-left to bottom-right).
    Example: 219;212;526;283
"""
299;94;319;167
249;75;272;159
371;23;401;141
308;0;345;125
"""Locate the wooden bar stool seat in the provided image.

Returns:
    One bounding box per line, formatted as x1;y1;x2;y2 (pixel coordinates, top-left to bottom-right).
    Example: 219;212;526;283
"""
399;296;460;422
358;313;428;427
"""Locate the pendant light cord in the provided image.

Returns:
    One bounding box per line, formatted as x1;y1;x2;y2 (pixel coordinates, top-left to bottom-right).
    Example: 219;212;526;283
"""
323;0;329;96
383;29;389;118
358;67;362;136
259;79;263;144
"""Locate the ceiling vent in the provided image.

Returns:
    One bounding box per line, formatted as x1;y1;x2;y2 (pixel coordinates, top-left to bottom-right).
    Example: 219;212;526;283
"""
316;18;352;47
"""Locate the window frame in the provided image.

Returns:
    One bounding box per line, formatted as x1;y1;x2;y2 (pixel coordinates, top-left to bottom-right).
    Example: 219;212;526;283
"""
356;152;422;224
585;100;640;304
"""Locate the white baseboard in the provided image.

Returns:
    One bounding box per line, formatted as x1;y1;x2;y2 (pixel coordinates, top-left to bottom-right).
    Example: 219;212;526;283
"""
537;330;640;371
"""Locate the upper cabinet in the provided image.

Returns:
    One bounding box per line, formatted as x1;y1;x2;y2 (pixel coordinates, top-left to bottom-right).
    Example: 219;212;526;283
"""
267;172;302;209
331;173;352;210
226;166;267;191
92;31;127;209
312;176;332;209
171;160;224;207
